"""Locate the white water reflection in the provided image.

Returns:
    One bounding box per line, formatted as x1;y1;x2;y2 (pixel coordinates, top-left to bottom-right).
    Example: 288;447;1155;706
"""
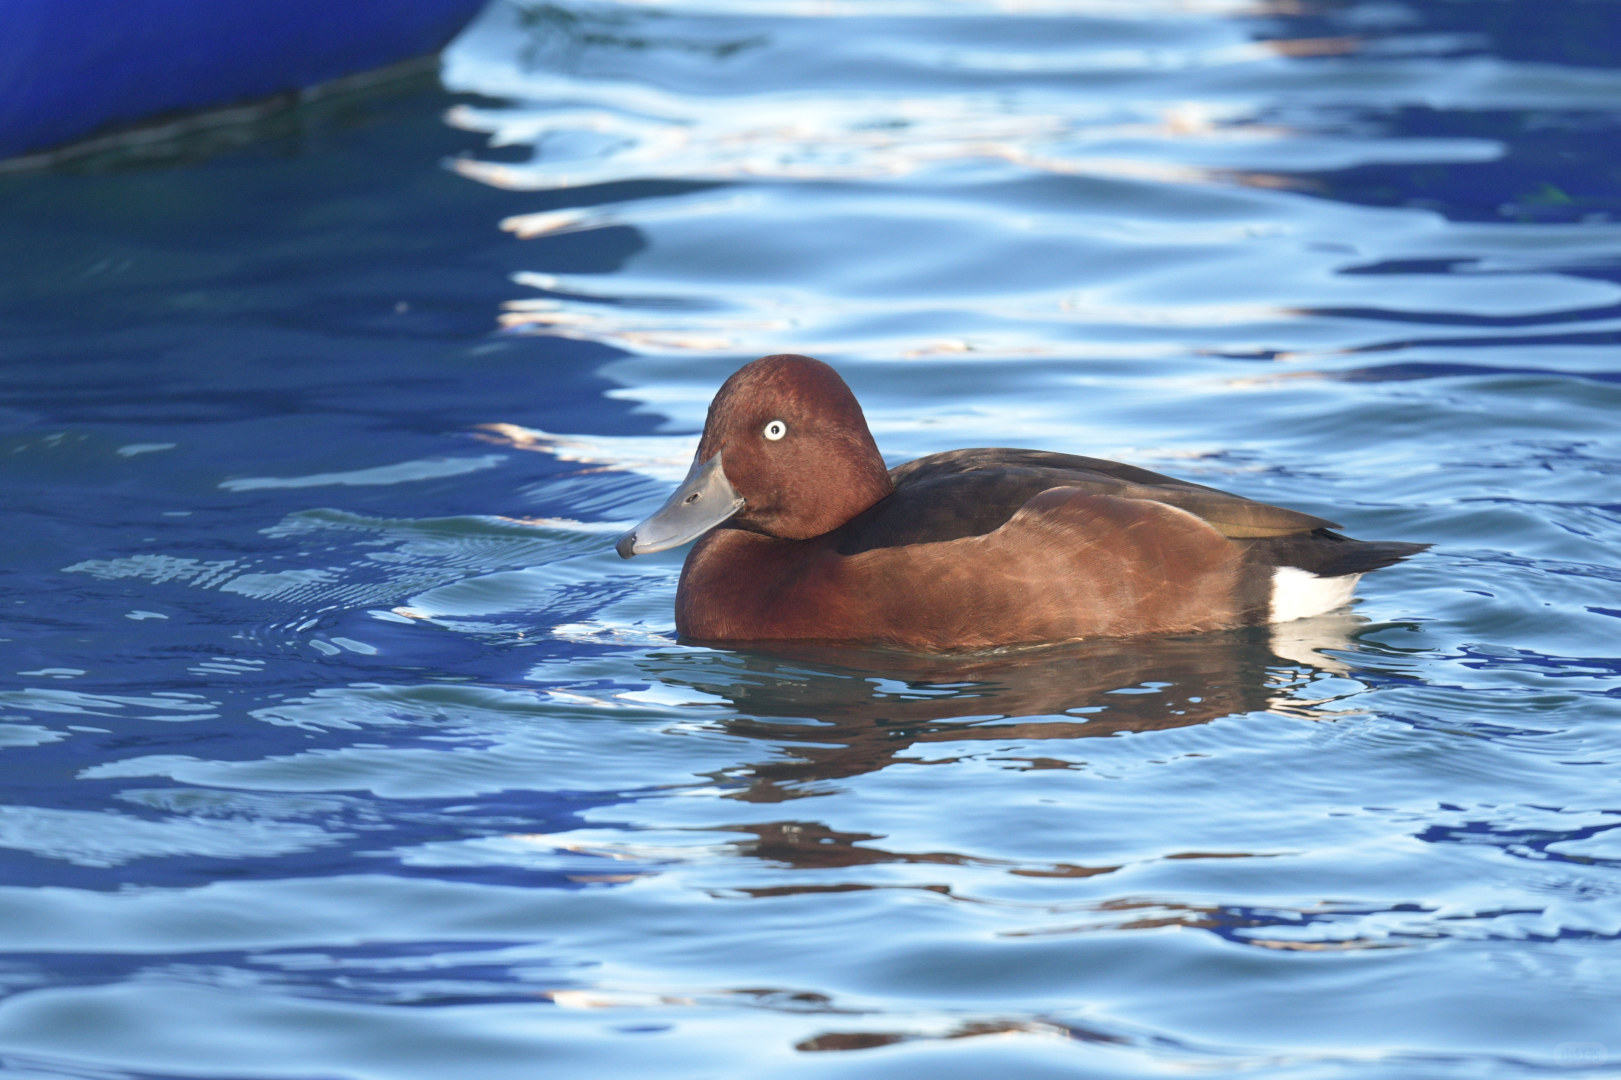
444;0;1620;384
221;455;507;492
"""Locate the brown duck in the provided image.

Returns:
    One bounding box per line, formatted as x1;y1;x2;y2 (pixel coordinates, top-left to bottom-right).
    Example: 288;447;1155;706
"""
617;354;1425;650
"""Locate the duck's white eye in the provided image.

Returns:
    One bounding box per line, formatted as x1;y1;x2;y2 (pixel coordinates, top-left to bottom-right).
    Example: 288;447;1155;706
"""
762;419;787;441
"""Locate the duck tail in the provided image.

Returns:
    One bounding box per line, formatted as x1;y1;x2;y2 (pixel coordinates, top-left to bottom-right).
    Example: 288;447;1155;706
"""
1269;529;1429;579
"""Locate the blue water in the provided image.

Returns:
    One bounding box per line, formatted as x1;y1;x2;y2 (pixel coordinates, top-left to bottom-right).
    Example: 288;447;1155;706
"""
3;1;1620;1076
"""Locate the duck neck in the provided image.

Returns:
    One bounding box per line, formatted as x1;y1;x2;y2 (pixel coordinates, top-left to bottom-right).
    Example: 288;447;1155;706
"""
806;440;893;537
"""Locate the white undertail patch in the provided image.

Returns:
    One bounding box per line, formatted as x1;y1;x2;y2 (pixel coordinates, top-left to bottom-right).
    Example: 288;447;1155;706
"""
1269;566;1360;623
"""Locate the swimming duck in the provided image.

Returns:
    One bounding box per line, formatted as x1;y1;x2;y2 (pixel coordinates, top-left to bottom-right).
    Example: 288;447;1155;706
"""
616;354;1424;650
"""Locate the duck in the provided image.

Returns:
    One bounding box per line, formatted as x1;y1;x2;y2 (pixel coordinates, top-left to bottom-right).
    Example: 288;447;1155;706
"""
616;354;1425;651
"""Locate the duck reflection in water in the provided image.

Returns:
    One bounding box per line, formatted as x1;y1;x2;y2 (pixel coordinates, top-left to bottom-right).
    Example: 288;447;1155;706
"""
636;613;1367;822
540;615;1396;993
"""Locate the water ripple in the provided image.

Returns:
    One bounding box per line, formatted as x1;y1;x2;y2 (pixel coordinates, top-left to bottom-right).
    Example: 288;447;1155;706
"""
2;0;1620;1076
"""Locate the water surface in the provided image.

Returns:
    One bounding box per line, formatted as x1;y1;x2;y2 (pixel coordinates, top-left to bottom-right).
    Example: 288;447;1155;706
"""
2;1;1620;1076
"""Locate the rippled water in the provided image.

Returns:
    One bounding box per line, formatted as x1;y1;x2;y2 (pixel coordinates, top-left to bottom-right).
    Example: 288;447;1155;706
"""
3;1;1620;1076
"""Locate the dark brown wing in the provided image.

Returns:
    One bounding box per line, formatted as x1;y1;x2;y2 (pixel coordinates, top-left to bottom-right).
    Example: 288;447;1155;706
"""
834;448;1335;555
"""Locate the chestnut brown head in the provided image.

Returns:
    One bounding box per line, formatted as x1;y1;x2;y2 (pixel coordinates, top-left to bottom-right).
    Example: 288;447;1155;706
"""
617;355;894;556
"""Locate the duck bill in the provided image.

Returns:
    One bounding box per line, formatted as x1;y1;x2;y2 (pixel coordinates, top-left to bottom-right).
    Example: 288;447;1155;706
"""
616;452;745;558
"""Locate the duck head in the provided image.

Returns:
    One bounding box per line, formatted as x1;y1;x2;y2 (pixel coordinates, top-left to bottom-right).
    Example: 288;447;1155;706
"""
616;354;894;557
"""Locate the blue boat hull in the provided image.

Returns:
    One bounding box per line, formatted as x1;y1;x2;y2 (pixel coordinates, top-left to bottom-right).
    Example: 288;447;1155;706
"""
0;0;488;160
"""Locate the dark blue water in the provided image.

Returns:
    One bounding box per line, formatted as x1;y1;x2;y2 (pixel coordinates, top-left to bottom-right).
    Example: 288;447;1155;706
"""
3;1;1620;1076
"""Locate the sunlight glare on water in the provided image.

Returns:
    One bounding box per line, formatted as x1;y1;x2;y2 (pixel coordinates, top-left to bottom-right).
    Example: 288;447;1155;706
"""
0;0;1619;1077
